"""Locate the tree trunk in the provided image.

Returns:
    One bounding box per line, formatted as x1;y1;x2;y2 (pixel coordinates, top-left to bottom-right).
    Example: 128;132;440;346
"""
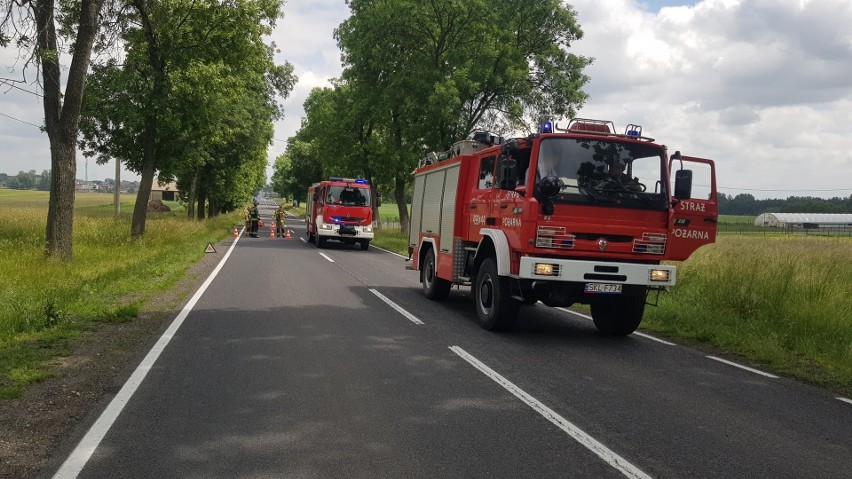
38;0;104;260
187;170;198;219
132;154;156;238
196;190;207;219
394;177;410;237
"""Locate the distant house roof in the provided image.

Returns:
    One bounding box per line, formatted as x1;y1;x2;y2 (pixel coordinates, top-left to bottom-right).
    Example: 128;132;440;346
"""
754;213;852;226
151;179;178;192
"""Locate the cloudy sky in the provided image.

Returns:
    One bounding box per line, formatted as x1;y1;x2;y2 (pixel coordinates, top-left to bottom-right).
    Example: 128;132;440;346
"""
2;0;851;200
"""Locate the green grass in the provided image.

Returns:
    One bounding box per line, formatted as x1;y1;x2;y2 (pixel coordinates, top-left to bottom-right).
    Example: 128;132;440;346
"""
0;189;237;398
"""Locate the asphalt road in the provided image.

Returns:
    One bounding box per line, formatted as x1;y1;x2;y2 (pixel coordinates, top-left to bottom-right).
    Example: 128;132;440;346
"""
45;203;852;478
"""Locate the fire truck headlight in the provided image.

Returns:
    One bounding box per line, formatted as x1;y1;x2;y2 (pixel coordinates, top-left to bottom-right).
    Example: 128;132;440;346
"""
364;225;372;233
319;223;333;230
534;263;558;276
649;269;670;282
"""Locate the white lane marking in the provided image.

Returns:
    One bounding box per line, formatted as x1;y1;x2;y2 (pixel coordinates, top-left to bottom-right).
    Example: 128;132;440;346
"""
706;356;779;378
449;346;652;479
53;237;241;479
299;237;306;243
836;397;852;405
369;288;424;325
370;244;408;258
318;252;335;263
633;332;676;346
556;308;675;346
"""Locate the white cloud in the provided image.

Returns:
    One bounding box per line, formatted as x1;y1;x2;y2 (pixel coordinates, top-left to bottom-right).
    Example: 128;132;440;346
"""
569;0;852;198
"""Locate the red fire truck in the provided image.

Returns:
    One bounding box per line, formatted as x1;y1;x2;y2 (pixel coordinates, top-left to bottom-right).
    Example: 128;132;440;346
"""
306;177;375;250
407;119;717;334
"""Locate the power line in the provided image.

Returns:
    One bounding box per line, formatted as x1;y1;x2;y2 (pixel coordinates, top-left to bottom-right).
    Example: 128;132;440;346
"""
0;80;43;97
0;111;42;129
719;186;851;193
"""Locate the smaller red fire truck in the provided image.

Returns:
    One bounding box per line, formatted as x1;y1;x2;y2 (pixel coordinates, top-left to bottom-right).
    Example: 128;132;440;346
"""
305;177;375;250
407;119;718;335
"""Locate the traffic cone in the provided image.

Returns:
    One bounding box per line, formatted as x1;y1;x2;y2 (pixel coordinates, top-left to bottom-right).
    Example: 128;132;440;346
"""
233;227;239;237
285;229;292;239
269;226;275;238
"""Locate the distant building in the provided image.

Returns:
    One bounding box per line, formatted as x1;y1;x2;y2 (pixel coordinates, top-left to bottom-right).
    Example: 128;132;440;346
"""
150;179;179;202
754;213;852;229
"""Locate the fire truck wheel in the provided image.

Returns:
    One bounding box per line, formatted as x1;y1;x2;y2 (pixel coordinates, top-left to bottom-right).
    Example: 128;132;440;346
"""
317;236;327;248
359;240;370;251
422;248;451;300
307;232;315;243
590;295;645;335
475;258;519;331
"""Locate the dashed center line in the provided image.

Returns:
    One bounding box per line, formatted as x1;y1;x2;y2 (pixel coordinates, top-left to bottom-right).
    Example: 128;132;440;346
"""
369;289;424;325
318;252;335;263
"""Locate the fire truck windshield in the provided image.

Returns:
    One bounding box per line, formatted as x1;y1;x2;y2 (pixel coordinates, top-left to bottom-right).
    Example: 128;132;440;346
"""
535;138;666;206
327;186;370;206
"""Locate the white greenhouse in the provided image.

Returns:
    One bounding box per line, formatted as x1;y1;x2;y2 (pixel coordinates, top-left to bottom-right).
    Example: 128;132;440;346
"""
754;213;852;228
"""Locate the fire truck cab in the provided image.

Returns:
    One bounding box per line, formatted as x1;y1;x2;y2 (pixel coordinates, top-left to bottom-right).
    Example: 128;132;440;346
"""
408;120;717;334
306;178;375;250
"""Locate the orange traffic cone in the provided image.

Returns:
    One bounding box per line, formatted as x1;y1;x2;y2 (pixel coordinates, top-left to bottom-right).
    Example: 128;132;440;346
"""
233;227;239;237
285;229;292;239
269;226;275;238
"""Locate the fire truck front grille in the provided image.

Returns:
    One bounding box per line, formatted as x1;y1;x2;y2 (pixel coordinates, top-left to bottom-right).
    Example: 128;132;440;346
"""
536;226;575;249
331;216;365;224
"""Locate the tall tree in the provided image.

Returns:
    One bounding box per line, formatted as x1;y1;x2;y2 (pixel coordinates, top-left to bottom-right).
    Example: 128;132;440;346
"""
1;0;112;259
334;0;591;233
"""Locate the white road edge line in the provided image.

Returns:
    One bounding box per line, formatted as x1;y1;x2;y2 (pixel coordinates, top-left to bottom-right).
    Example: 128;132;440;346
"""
369;289;424;325
449;346;652;479
318;252;335;263
556;308;676;346
836;397;852;405
706;356;779;378
370;244;408;258
52;236;242;479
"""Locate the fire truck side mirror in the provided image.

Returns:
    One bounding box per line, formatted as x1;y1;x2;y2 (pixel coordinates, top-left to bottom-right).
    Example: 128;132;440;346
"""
674;169;693;200
498;156;518;190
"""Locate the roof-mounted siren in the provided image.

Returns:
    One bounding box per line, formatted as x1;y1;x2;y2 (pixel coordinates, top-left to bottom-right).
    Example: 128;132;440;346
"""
539;121;554;134
625;124;642;139
566;118;615;134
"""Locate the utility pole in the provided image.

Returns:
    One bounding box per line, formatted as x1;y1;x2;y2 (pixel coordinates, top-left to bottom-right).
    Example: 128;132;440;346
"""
114;158;121;217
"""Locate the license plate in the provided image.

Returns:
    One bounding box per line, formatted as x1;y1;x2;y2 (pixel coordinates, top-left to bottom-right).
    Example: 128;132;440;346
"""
584;283;622;294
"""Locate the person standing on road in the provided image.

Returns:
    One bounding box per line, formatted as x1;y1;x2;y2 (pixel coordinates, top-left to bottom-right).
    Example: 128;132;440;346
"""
249;201;260;237
273;204;286;237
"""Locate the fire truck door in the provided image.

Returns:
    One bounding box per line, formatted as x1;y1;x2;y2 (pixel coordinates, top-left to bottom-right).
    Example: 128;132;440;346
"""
469;155;498;238
668;155;718;260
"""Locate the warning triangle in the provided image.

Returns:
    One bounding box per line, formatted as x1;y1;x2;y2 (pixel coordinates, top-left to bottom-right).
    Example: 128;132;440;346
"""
205;243;217;253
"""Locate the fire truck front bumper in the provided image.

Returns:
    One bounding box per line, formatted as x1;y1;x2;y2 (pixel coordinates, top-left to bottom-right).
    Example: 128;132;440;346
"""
518;257;676;287
317;222;375;240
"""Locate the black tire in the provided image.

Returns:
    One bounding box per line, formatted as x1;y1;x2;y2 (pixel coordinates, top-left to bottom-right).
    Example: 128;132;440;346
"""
360;240;370;251
422;248;451;300
474;258;519;331
317;236;326;248
307;231;315;243
590;294;646;335
521;297;538;305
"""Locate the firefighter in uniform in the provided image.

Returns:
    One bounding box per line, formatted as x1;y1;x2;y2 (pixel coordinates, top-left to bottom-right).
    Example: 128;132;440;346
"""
273;204;286;237
249;202;260;237
243;205;252;236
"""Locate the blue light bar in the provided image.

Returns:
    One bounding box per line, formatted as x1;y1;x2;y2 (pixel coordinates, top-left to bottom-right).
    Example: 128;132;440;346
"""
626;130;640;138
540;121;553;134
355;179;369;184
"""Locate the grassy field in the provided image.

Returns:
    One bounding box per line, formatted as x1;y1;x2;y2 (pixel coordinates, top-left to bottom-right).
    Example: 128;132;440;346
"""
645;236;852;393
0;189;237;398
3;193;850;399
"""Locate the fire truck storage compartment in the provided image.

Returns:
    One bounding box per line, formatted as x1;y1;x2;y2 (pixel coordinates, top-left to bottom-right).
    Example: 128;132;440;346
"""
409;163;460;255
